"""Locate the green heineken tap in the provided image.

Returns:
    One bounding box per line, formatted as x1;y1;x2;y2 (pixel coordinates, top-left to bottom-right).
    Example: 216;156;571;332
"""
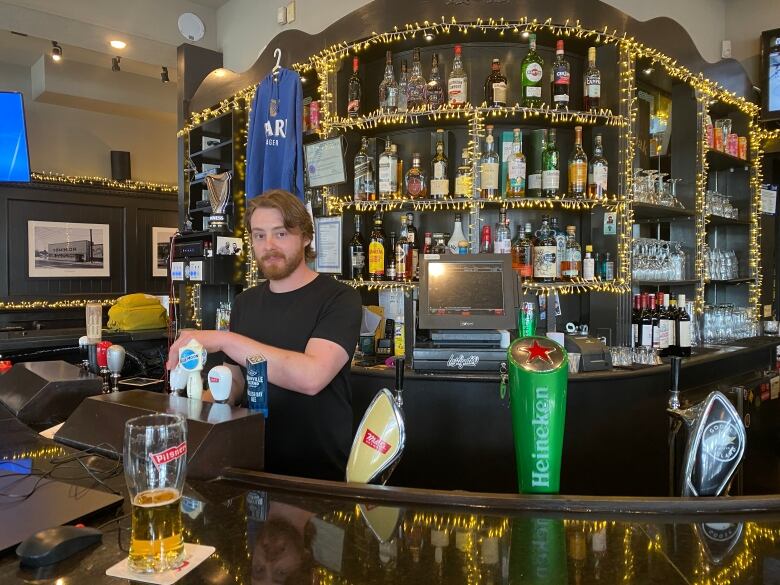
507;336;568;494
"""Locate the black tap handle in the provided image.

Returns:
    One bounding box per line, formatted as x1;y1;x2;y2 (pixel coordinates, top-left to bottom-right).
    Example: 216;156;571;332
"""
670;356;681;394
395;357;405;392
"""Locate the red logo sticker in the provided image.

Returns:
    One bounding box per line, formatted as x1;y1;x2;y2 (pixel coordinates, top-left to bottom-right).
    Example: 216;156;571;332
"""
363;430;391;454
150;442;187;467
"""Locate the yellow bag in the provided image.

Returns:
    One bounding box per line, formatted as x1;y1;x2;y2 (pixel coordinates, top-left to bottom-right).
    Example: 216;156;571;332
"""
107;294;168;331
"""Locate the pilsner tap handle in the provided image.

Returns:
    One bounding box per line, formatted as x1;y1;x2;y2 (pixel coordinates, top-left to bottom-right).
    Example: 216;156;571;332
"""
169;365;189;394
394;357;405;408
107;345;126;393
669;356;682;410
207;365;233;403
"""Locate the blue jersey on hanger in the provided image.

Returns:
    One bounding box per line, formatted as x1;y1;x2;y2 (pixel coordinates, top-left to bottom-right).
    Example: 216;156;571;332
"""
245;68;303;200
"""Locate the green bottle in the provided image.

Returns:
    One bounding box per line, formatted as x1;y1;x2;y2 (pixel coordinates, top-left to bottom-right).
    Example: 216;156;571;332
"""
541;129;560;198
521;33;544;108
507;336;568;493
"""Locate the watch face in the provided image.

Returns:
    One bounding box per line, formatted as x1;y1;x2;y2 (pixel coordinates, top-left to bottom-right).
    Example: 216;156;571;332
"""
702;420;740;462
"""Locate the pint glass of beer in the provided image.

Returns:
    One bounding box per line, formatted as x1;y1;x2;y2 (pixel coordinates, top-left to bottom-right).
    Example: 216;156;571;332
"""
124;413;187;573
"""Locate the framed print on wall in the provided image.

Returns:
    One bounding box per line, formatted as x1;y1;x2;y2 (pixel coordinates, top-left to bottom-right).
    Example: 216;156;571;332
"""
27;220;110;277
152;227;177;277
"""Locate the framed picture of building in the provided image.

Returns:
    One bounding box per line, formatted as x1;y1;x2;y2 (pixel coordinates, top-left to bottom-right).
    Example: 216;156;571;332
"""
152;227;177;277
27;220;110;278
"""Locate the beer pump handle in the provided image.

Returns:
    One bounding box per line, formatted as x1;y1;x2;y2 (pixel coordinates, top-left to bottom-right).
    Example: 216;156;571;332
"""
669;356;682;410
394;357;405;408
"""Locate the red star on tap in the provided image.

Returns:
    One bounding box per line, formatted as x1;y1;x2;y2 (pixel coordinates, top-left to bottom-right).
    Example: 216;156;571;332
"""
520;340;554;364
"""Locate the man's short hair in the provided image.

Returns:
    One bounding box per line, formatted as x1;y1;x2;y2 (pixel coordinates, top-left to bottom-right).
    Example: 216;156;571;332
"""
246;190;315;261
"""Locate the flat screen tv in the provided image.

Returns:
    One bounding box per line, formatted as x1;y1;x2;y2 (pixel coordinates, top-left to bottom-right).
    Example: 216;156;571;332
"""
0;92;31;182
418;254;517;331
761;28;780;122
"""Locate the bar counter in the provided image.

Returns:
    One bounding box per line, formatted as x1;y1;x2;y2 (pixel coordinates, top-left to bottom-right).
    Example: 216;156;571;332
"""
1;416;780;584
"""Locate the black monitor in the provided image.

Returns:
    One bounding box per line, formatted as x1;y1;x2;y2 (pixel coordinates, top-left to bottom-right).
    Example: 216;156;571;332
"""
418;254;518;330
761;28;780;122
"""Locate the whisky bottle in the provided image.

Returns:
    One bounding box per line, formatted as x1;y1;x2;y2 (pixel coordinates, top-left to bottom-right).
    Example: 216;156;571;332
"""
378;141;398;199
397;61;409;113
405;212;419;279
348;214;366;279
454;148;471;198
447;44;468;106
426;53;445;109
378;50;398;112
588;134;608;199
550;40;570;109
353;137;370;201
494;207;512;254
511;222;534;278
527;129;545;197
385;232;397;281
480;125;500;198
533;218;557;282
484;58;507;107
347;56;362;118
405;153;428;199
541;129;560;198
568;125;588;199
561;225;581;280
430;130;449;199
506;128;526;197
583;47;601;111
407;48;427;109
368;213;386;280
395;217;410;281
521;33;544;108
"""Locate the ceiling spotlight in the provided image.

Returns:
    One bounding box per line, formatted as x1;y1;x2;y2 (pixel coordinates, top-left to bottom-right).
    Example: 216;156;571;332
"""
112;56;121;72
51;41;62;62
161;66;170;83
643;66;654;75
110;40;127;49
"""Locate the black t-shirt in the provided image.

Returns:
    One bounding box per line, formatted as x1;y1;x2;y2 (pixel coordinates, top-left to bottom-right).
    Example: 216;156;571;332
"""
229;275;361;480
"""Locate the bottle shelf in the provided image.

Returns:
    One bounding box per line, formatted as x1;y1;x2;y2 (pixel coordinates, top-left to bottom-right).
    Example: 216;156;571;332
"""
705;277;754;285
632;202;695;222
190;139;233;159
632;279;699;287
520;279;629;294
706;214;751;227
331;194;625;213
339;278;418;291
328;104;626;134
706;149;749;171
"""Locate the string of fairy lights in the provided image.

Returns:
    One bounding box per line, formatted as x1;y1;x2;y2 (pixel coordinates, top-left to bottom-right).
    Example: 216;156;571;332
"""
30;171;178;194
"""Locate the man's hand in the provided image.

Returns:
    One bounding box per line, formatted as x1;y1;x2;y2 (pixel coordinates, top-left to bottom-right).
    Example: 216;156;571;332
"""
167;329;231;370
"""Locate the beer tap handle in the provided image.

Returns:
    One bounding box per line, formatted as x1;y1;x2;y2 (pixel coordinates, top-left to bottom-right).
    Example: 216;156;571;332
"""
78;335;90;371
669;356;682;410
107;345;126;393
394;357;405;408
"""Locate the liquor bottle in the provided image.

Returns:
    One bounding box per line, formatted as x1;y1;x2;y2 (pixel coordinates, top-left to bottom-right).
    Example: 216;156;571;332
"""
550;216;566;278
447;214;467;254
426;53;445;109
511;222;534;279
348;215;367;279
479;225;493;253
561;225;581;279
393;144;403;197
533;218;557;282
378;50;398;112
588;134;608;199
631;294;641;347
405;153;428;199
583;47;601;111
484;58;507;107
506;128;526;197
378;141;398;199
480;125;500;198
568;126;588;199
395;217;410;281
365;167;376;201
353;137;370;201
347;56;362;117
550;40;570;109
494;207;512;253
582;244;595;280
405;212;419;279
527;129;545;197
368;213;386;280
397;61;409;113
640;293;653;347
454;148;471;198
657;292;671;356
448;44;468;106
430;129;449;199
603;252;614;280
521;33;544;108
541;129;560;198
649;294;660;350
407;48;427;109
676;294;692;357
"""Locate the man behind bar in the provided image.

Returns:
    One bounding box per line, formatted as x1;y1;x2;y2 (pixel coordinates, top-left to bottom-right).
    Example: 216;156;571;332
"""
168;189;362;481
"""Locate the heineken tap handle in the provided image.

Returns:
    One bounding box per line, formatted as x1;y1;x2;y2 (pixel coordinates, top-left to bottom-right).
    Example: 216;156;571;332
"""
669;356;681;410
394;357;405;408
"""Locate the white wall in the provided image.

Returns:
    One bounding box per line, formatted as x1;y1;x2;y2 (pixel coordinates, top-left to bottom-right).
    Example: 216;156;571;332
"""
0;63;177;184
217;0;727;74
725;0;780;83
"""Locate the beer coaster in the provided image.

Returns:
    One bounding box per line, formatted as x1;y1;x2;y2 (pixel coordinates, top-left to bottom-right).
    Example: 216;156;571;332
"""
105;543;215;584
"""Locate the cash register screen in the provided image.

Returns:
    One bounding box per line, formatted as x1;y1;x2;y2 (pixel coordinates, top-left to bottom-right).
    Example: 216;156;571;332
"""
419;254;516;330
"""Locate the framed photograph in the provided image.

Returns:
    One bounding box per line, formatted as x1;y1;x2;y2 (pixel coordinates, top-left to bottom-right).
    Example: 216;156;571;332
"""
314;216;342;274
152;227;177;277
216;236;244;256
28;220;110;278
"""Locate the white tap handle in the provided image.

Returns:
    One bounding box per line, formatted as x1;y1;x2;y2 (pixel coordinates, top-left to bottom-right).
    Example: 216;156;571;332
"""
107;344;126;375
170;365;189;391
187;372;203;400
207;365;232;403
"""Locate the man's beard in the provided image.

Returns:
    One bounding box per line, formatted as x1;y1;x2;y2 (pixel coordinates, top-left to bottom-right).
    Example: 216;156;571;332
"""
258;247;304;280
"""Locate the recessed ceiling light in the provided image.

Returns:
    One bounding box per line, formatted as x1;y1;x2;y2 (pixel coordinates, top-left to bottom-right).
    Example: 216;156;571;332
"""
110;40;127;49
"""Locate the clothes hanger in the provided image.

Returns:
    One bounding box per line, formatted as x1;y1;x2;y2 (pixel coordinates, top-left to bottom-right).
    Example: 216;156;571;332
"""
272;48;282;81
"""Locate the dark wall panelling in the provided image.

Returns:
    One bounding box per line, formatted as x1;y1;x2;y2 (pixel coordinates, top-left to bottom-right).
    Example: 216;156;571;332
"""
0;183;177;325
